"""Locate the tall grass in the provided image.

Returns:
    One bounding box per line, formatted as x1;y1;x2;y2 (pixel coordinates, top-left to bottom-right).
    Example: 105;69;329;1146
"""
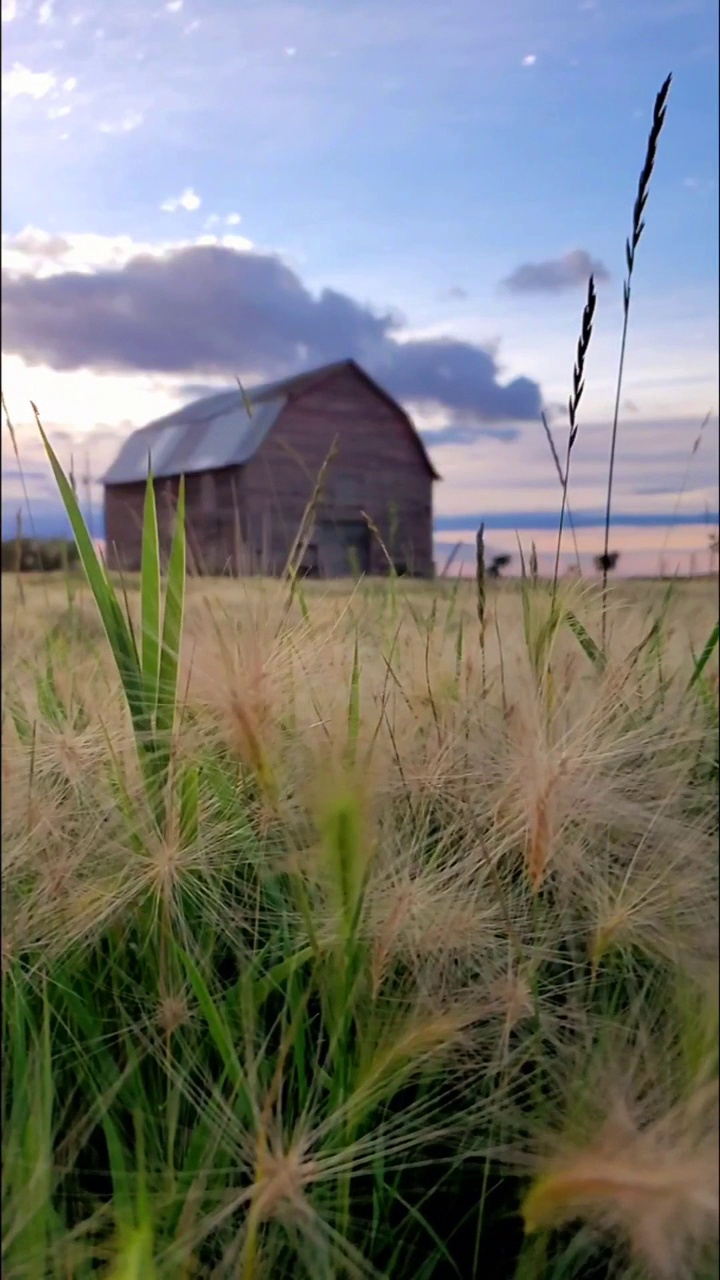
2;75;718;1279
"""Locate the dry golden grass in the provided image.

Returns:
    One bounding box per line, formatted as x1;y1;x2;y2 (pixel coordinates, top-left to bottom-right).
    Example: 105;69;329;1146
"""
2;569;718;1279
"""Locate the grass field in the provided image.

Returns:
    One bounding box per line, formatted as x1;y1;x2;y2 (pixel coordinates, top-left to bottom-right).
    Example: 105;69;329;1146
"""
3;554;718;1279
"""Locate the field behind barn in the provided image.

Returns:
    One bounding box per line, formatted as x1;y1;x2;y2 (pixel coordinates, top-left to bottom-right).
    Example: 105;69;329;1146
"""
2;562;718;1280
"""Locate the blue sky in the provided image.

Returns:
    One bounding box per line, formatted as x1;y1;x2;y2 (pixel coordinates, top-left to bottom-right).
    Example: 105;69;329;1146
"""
2;0;718;573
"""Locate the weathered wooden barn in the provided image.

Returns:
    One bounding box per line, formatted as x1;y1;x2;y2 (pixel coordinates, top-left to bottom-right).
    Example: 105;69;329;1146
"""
102;359;439;578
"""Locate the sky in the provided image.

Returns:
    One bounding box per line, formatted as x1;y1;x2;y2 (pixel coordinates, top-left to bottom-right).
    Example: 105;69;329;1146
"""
2;0;718;576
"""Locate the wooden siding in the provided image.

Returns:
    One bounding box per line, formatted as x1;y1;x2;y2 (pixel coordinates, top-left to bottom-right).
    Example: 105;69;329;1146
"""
104;365;435;578
240;366;434;576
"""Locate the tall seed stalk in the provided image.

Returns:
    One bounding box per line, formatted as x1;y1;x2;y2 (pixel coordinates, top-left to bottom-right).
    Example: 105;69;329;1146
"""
540;411;582;574
476;522;487;696
601;72;673;647
552;274;597;601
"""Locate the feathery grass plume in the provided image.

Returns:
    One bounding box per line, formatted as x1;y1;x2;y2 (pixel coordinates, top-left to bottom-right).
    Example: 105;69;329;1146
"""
602;73;673;647
584;820;719;981
521;1078;719;1280
552;273;597;596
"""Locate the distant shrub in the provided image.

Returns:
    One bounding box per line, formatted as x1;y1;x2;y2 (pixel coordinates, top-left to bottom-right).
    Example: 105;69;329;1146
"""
0;538;81;573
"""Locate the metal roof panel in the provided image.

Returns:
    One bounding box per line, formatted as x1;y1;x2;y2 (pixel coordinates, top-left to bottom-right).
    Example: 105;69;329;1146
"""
102;395;284;484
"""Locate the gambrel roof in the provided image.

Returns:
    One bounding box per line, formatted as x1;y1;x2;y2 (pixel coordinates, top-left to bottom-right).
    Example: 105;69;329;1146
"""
102;359;439;485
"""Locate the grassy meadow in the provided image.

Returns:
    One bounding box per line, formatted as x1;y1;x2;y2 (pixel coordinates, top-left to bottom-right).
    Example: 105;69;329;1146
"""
2;71;719;1280
2;559;718;1279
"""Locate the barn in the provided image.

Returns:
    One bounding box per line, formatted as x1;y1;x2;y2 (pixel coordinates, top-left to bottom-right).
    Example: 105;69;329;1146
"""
102;359;439;578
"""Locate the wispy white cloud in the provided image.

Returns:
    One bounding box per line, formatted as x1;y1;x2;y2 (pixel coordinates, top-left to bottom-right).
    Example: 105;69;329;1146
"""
160;186;201;213
98;110;144;134
37;0;54;25
2;62;57;100
521;53;536;66
1;0;16;22
166;0;183;10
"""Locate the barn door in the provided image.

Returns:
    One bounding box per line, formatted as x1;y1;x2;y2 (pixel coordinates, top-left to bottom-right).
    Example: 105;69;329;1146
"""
316;521;370;577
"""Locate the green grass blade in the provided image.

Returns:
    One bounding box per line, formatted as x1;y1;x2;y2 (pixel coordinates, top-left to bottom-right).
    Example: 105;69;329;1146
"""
8;696;33;744
176;945;247;1096
36;413;147;735
155;477;186;738
565;610;606;670
688;619;719;690
346;631;361;768
455;614;464;687
36;650;67;727
107;1225;157;1280
179;763;200;847
140;468;162;714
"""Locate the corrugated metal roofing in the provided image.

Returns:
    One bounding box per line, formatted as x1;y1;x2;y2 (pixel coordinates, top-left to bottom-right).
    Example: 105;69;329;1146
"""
102;392;284;485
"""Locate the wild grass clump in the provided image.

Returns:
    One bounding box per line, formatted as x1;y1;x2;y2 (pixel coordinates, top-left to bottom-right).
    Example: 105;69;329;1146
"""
2;74;718;1280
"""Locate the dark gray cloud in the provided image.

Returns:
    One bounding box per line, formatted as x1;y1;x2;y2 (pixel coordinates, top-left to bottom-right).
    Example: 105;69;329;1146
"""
502;249;610;294
2;243;542;425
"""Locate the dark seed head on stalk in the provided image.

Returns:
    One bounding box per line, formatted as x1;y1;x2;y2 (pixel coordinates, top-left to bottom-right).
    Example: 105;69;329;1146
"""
568;274;597;452
626;73;672;278
476;522;486;637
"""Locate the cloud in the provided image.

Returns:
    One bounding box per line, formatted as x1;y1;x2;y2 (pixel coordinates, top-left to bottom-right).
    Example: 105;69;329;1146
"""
502;249;610;294
1;0;16;21
521;54;536;66
99;111;144;135
2;63;57;100
1;239;543;426
166;0;183;10
37;0;53;24
160;187;201;213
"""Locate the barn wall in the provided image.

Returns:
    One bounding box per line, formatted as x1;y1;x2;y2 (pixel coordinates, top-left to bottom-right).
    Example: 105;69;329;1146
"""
182;466;250;573
104;483;146;570
241;367;434;576
105;467;254;574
